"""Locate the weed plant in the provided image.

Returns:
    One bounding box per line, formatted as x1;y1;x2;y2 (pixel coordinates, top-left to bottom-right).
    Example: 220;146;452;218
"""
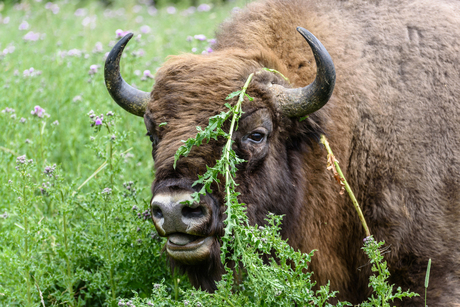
1;0;420;306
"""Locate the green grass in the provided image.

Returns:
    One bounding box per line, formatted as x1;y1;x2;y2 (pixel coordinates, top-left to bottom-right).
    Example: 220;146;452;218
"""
0;0;249;305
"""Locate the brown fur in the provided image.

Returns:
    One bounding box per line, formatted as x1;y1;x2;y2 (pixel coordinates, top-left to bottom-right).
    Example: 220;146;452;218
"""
143;0;460;305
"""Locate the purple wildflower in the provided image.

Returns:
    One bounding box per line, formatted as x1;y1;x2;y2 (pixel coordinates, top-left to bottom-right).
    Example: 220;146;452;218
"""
148;6;157;16
93;42;103;53
208;38;216;45
45;2;60;14
115;29;130;38
2;107;15;113
197;4;211;12
94;117;102;125
20;117;26;123
3;17;10;24
142;70;154;80
74;8;87;17
194;34;206;41
82;16;96;28
181;7;196;16
166;6;177;14
44;164;57;177
89;64;98;75
102;187;112;195
23;31;40;42
67;49;82;57
31;105;46;118
18;21;29;30
133;5;142;13
52;120;59;125
140;25;151;34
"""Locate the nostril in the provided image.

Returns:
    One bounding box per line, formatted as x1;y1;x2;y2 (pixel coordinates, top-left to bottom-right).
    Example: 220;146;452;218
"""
182;205;205;219
152;206;163;219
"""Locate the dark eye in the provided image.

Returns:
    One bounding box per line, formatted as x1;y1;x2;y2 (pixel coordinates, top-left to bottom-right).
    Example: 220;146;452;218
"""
247;132;264;143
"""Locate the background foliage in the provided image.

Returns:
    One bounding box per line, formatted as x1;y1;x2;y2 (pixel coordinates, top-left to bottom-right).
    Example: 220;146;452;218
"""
0;0;248;305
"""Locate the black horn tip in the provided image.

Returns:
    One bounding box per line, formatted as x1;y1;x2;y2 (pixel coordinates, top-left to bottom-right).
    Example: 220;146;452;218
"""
105;33;134;76
272;27;336;117
104;32;150;117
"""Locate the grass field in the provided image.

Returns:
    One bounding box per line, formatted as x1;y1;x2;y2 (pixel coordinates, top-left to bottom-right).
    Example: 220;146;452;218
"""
0;0;249;305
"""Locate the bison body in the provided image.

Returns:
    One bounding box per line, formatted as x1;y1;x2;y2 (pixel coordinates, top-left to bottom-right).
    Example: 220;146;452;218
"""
105;0;460;305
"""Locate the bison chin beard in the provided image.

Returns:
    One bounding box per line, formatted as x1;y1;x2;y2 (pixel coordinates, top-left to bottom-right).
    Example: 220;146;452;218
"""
168;237;224;292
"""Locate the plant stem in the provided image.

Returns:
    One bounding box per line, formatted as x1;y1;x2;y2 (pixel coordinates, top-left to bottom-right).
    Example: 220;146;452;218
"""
223;73;254;236
320;135;371;237
22;174;32;306
173;269;179;301
103;203;116;305
62;195;75;306
107;126;114;188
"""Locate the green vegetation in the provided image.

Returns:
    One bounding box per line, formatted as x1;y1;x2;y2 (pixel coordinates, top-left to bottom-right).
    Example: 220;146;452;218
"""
0;0;421;306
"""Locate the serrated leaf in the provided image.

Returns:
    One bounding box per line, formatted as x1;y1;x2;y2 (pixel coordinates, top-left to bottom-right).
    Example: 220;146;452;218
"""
226;90;242;100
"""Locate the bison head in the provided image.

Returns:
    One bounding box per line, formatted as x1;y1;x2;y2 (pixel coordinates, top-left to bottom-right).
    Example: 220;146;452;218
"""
104;27;335;291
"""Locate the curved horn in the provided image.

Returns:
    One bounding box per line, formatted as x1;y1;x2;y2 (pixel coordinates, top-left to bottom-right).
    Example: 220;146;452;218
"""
272;27;336;117
104;33;150;117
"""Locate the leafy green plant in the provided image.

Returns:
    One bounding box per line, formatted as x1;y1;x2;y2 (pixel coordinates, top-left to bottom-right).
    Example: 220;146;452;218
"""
359;237;418;306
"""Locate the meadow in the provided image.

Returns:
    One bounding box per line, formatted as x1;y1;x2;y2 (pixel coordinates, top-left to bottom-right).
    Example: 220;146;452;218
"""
0;0;244;305
0;0;421;306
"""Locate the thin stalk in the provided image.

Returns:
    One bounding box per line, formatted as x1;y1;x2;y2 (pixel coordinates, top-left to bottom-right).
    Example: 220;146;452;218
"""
173;269;179;301
109;140;113;188
320;135;371;237
61;193;75;306
107;125;114;188
425;258;431;306
223;73;254;236
104;208;116;305
22;175;32;306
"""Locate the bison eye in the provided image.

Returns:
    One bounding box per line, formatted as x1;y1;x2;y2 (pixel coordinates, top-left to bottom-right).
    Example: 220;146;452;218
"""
247;132;265;143
149;134;155;143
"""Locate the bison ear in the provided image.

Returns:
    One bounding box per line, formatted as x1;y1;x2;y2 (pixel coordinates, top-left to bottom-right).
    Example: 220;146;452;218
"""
271;27;336;118
104;33;150;117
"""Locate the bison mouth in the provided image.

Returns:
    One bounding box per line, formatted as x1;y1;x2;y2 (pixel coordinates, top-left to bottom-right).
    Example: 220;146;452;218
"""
166;233;213;265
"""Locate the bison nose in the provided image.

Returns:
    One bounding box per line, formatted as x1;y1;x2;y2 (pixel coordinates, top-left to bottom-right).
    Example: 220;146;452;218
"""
151;191;210;237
